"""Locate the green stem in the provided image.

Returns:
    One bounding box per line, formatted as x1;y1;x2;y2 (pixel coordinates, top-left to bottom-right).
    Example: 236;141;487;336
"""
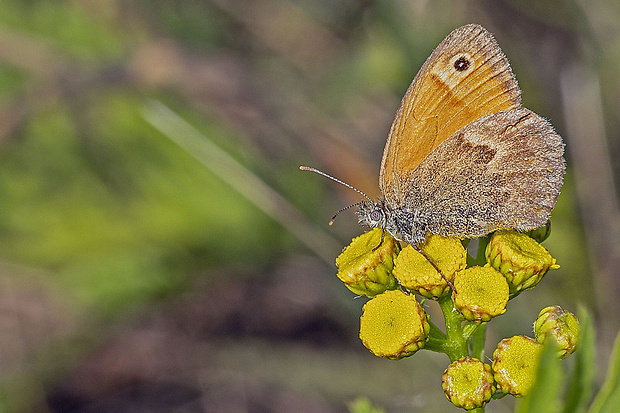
424;321;448;353
470;322;487;361
468;235;491;267
463;237;490;362
462;321;480;341
438;294;469;361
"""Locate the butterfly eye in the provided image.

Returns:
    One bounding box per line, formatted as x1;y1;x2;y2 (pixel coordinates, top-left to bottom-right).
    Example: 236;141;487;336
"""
453;56;470;72
370;210;383;222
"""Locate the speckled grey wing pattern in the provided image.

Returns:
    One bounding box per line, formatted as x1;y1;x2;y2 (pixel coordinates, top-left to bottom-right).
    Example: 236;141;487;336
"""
406;107;565;238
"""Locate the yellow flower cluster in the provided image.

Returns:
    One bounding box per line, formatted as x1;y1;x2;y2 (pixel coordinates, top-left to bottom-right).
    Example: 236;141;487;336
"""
333;226;578;409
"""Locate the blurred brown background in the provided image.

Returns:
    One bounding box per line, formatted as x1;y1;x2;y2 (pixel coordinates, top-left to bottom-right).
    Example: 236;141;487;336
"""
0;0;618;412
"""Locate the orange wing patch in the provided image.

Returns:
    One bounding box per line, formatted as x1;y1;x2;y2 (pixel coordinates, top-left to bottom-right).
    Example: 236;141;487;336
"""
380;24;522;206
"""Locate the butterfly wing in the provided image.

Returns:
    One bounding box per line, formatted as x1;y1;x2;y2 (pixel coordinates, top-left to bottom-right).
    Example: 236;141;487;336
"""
380;24;522;206
406;108;565;238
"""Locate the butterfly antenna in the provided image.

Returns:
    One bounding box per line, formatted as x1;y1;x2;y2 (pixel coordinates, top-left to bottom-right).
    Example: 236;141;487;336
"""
329;202;362;226
299;166;373;202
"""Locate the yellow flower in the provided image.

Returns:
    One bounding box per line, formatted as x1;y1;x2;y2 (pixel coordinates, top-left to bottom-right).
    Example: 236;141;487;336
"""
486;230;559;294
442;357;495;410
452;265;509;323
534;306;580;359
492;335;543;396
359;290;429;359
393;235;467;299
336;228;400;297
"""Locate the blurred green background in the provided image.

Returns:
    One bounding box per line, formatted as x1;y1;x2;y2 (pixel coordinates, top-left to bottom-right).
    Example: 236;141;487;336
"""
0;0;618;412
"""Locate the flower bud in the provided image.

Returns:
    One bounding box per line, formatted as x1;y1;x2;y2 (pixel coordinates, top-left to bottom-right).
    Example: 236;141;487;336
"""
485;230;560;294
336;228;400;297
534;306;580;359
452;265;509;323
393;235;467;299
526;220;552;243
442;357;495;410
492;335;542;396
359;290;430;359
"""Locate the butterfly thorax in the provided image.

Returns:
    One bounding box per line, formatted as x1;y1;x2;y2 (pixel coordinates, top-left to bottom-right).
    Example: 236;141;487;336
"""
357;199;428;246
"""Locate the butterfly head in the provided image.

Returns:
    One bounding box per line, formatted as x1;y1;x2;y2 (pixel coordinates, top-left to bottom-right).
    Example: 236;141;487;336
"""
357;199;406;241
356;199;388;231
358;199;430;246
298;165;427;244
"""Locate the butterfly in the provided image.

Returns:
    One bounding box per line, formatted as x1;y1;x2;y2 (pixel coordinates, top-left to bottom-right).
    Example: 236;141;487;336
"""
302;24;565;279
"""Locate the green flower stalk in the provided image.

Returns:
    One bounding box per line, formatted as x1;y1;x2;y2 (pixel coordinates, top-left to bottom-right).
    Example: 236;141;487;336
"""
393;234;467;299
452;265;509;323
534;305;580;359
336;228;400;297
492;335;543;396
442;357;495;410
485;230;560;294
359;290;430;359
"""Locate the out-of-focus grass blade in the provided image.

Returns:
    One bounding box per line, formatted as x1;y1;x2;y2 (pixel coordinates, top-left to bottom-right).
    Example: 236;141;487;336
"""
516;339;563;413
142;100;340;265
563;306;595;413
588;326;620;413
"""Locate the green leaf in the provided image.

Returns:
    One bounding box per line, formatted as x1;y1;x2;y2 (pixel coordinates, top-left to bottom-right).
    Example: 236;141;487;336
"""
588;326;620;413
563;306;596;413
516;339;563;413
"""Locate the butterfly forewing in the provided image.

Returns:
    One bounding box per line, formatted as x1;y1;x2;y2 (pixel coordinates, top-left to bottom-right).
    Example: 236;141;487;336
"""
380;24;522;206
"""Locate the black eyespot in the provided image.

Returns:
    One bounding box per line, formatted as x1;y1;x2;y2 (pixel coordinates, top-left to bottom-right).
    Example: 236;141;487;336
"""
454;56;470;72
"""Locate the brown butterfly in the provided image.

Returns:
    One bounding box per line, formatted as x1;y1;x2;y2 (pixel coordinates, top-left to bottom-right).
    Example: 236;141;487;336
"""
302;24;565;274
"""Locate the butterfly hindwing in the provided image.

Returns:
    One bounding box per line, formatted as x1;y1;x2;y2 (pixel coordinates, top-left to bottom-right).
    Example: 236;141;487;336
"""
404;108;565;238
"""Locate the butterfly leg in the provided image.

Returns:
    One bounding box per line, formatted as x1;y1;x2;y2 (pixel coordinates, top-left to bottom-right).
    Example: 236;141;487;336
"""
413;243;457;293
372;229;386;251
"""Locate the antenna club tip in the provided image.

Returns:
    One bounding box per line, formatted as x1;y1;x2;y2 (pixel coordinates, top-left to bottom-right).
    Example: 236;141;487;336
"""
328;221;334;226
299;165;310;171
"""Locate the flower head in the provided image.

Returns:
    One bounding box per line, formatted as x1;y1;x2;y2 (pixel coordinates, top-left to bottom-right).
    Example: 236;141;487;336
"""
442;357;495;410
534;306;580;358
492;335;543;396
336;228;400;297
359;290;430;359
452;265;509;323
393;235;467;299
486;230;559;294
